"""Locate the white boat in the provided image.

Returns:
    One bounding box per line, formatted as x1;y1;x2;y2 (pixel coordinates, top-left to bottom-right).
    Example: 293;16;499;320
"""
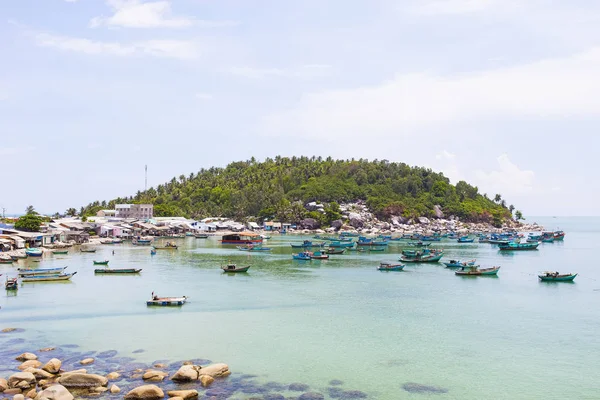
18;267;67;276
21;272;77;282
146;295;188;306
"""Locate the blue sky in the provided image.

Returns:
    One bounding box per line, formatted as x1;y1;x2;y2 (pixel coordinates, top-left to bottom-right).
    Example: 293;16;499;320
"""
1;0;598;216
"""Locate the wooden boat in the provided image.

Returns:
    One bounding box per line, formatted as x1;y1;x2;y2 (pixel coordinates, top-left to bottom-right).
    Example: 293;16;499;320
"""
498;242;539;251
5;277;18;290
290;240;315;249
538;272;577;282
95;268;142;274
310;251;329;260
93;260;109;265
328;241;355;248
237;245;272;252
10;253;28;260
221;232;263;245
18;266;67;276
112;239;123;244
457;236;474;243
377;262;405;271
443;259;476;268
195;234;209;239
52;250;69;255
221;264;250;273
25;248;43;257
553;231;565;241
400;251;443;263
21;272;77;282
455;265;500;276
132;239;152;246
153;242;178;250
293;252;312;260
147;295;188;306
488;239;510;245
0;258;13;264
326;248;346;255
369;247;386;252
80;248;96;253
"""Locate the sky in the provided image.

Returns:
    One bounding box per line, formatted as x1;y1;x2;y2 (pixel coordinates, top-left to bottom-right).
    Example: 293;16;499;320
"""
1;0;599;216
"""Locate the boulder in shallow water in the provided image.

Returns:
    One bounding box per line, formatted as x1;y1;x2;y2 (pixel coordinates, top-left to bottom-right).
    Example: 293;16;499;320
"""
8;372;36;390
39;348;56;353
42;359;62;374
2;328;18;333
166;390;198;399
298;393;324;400
170;365;200;382
105;372;121;380
199;375;214;388
34;385;73;400
19;360;42;370
109;385;120;394
197;363;230;378
25;388;37;399
79;358;94;365
1;378;8;392
289;383;310;392
402;382;448;394
124;384;164;400
16;353;38;362
142;370;168;382
24;368;53;380
58;373;108;388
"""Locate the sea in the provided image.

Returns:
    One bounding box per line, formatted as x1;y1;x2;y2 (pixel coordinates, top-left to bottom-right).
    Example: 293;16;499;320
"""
1;216;599;399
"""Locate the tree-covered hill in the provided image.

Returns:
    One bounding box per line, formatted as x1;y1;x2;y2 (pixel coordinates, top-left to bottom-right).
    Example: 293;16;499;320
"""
80;156;515;226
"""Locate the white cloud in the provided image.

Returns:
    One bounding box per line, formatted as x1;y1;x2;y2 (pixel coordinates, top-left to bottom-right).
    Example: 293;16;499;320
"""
435;150;456;160
91;0;193;28
195;92;213;100
34;33;198;59
230;64;332;79
262;47;600;138
474;154;535;196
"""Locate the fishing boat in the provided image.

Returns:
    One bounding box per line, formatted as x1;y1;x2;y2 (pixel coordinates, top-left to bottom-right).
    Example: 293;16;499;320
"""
112;239;123;244
195;234;209;239
221;264;250;273
153;242;178;250
293;252;312;260
310;251;329;260
94;268;142;274
400;249;443;263
147;294;188;306
18;266;67;276
538;271;577;282
407;242;431;247
21;272;77;282
5;277;18;290
52;250;69;255
553;231;565;241
326;248;346;255
221;232;263;245
80;248;96;253
443;259;476;268
377;262;405;271
455;265;500;276
10;253;28;260
0;258;13;264
347;247;365;252
132;238;153;246
328;241;355;248
420;236;441;242
236;245;272;252
290;240;314;249
369;247;386;252
541;237;555;243
25;248;43;257
457;236;474;243
93;260;110;265
498;242;539;251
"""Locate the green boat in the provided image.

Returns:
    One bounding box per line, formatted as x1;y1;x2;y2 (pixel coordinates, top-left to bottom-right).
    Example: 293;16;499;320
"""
93;260;109;265
400;251;443;263
52;250;69;255
94;268;142;274
538;272;577;282
499;242;539;251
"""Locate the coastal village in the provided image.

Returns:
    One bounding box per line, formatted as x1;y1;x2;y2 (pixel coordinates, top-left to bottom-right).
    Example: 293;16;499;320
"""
0;202;542;255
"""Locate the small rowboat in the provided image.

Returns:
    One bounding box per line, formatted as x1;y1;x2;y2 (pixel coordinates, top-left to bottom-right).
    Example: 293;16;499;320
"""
93;260;109;265
407;242;431;247
455;266;500;276
5;277;18;290
221;264;250;273
377;262;405;271
400;253;443;263
499;242;539;251
18;266;67;276
25;248;43;257
0;258;13;264
153;244;178;250
80;248;97;253
94;268;142;274
538;272;577;282
326;248;346;255
22;272;77;282
52;250;69;255
457;237;475;243
293;252;312;260
310;251;329;260
147;295;188;306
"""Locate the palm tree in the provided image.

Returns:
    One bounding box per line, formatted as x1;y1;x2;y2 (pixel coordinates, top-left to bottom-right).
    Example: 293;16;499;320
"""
494;194;502;203
25;205;36;215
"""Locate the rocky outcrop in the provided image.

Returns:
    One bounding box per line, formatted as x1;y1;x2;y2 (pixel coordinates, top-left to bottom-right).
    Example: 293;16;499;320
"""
34;385;73;400
124;385;164;400
24;368;53;380
166;390;198;399
433;205;444;218
197;363;230;378
16;354;38;362
57;373;107;388
42;359;61;374
170;365;200;382
348;212;364;228
298;218;320;230
8;372;36;390
0;378;8;392
331;220;343;229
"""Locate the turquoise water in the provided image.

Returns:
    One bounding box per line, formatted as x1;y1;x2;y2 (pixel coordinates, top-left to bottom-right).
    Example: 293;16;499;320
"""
1;216;600;399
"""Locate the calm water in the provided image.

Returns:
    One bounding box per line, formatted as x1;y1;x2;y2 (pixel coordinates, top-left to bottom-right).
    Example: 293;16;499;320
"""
1;216;600;399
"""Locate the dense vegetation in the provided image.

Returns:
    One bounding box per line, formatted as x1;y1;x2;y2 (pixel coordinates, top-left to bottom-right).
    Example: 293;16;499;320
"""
14;206;44;232
79;157;516;226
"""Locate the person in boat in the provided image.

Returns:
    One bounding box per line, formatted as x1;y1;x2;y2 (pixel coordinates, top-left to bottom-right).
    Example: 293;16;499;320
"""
152;291;159;300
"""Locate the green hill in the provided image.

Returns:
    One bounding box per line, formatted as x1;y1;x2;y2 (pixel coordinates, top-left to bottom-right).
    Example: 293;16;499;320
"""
80;156;515;227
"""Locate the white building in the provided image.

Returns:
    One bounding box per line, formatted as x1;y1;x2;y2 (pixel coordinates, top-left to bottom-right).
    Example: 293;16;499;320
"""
115;204;153;220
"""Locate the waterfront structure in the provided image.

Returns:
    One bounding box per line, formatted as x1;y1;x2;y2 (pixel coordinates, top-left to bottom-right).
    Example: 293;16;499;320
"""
115;204;153;220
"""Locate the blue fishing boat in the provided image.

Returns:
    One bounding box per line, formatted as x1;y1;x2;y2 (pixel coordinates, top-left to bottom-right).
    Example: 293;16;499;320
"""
293;251;312;260
310;251;329;260
5;278;18;290
443;259;476;268
554;231;565;241
420;236;441;242
499;241;539;251
290;240;315;249
400;249;443;263
408;241;431;247
377;262;405;271
147;294;187;306
25;248;43;257
329;241;355;248
457;236;474;243
538;271;576;282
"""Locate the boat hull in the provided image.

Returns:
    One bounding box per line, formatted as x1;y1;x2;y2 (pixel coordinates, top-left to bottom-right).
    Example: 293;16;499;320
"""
94;269;142;274
538;274;577;282
221;266;250;273
147;297;187;306
22;272;76;282
377;264;405;271
18;267;67;276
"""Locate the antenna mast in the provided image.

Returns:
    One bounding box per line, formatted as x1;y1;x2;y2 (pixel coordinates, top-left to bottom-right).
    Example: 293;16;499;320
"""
145;165;148;191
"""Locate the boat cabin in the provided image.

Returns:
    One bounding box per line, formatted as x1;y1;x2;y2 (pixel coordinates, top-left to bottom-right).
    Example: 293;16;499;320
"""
221;232;263;245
